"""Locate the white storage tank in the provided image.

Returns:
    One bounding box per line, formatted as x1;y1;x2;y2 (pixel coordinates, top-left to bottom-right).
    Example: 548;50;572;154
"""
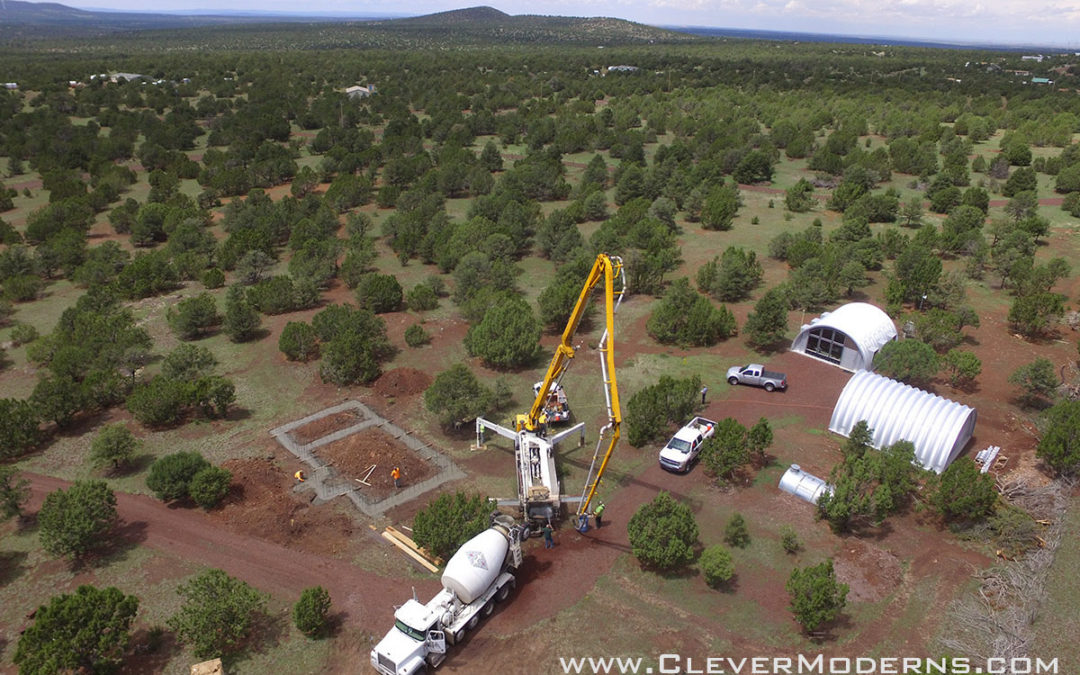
778;464;832;505
441;528;509;604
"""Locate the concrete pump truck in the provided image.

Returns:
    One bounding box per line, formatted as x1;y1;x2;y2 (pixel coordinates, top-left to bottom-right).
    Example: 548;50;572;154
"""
476;252;626;536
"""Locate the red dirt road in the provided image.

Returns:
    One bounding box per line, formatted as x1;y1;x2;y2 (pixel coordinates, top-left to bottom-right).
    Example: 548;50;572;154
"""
21;473;440;634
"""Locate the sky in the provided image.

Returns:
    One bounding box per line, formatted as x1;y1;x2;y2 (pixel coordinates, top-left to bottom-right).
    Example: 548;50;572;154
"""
69;0;1080;48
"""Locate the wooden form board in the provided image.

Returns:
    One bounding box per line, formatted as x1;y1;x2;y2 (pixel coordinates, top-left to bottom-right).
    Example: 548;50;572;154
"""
385;526;444;566
381;530;440;573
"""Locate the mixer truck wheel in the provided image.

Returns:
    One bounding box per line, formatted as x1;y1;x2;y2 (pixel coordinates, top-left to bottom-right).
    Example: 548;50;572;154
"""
496;584;510;602
728;376;738;386
454;629;465;644
467;614;480;630
483;601;494;617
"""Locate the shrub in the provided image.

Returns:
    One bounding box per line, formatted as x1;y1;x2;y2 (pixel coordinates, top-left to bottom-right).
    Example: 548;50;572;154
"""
222;286;261;343
873;339;939;386
161;344;217;381
627;491;699;570
38;480;117;560
464;295;542;369
246;276;299;315
0;398;42;459
293;586;332;638
1036;399;1080;475
279;321;319;361
14;586;139;674
424;363;494;428
201;267;225;289
89;423;140;473
406;284;439;312
168;569;267;658
699;545;735;588
780;526;801;554
647;278;736;347
10;321;39;346
355;273;403;313
624;375;702;447
929;457;997;522
126;376;189;427
146;451;210;502
787;559;848;633
723;513;750;548
404;324;431;347
412;492;492;561
188;466;232;509
167;293;220;340
1008;357;1058;407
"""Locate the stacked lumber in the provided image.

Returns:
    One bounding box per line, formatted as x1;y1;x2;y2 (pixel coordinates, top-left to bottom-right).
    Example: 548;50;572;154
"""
382;526;443;573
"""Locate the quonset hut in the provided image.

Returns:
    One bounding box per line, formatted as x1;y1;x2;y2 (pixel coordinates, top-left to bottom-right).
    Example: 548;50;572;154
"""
790;302;897;372
829;370;976;474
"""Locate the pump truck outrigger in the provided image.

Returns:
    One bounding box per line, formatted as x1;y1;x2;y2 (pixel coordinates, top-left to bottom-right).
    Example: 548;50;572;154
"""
476;253;626;537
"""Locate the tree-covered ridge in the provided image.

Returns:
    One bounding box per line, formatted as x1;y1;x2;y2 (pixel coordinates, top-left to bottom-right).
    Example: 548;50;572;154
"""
0;2;697;47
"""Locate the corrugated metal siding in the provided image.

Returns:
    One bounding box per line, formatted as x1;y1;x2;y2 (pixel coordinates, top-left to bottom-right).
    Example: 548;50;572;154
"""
828;370;976;473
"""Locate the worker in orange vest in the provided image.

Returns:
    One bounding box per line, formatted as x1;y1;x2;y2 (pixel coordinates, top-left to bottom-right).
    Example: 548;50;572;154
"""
391;466;402;488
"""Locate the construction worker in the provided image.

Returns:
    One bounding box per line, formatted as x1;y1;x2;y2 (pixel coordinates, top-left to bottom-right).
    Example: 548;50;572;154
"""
538;412;549;437
701;385;708;405
542;521;555;549
294;470;305;482
594;502;606;529
391;466;401;488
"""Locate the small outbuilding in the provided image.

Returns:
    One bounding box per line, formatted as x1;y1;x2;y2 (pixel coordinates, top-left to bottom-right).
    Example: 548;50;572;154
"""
790;302;897;372
829;370;977;474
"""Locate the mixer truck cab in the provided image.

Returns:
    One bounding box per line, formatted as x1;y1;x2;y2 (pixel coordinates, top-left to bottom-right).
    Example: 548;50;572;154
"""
375;601;447;674
371;515;524;674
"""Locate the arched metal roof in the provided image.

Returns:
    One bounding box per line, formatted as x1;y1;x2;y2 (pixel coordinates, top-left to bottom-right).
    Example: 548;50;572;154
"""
792;302;898;371
828;370;977;474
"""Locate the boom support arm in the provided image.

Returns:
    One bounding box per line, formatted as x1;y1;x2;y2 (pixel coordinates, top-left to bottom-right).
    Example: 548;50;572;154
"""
518;254;625;435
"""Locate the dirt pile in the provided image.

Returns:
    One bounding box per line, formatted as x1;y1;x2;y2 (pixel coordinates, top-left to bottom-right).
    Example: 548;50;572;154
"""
211;458;356;558
373;367;433;398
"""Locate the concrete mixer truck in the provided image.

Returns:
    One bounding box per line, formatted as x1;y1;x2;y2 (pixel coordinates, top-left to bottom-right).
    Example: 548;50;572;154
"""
370;514;527;674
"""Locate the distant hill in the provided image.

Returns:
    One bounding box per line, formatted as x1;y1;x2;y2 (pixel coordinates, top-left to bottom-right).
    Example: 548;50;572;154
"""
0;1;695;46
372;5;693;45
0;0;334;39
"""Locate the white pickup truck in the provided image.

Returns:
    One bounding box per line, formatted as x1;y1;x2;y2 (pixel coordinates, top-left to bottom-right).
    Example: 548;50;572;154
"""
658;416;717;473
726;364;787;392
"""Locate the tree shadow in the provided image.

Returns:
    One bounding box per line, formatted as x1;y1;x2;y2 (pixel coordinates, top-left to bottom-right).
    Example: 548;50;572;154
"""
322;610;348;639
805;611;853;644
223;406;253;422
123;626;180;674
0;549;29;587
221;611;288;671
82;519;148;570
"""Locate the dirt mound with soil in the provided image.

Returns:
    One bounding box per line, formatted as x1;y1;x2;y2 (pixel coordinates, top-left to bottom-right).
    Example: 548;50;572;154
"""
210;458;356;558
314;426;436;500
373;367;433;398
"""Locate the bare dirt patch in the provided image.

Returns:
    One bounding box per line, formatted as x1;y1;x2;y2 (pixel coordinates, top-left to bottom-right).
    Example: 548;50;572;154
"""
210;457;358;558
290;409;364;445
314;426;437;500
372;367;433;398
834;538;905;603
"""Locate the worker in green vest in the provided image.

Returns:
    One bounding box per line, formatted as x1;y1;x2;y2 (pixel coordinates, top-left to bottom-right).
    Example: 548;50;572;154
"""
594;502;606;529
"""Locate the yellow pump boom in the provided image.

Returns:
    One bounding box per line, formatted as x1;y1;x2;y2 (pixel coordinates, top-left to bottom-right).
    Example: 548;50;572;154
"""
514;254;625;521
